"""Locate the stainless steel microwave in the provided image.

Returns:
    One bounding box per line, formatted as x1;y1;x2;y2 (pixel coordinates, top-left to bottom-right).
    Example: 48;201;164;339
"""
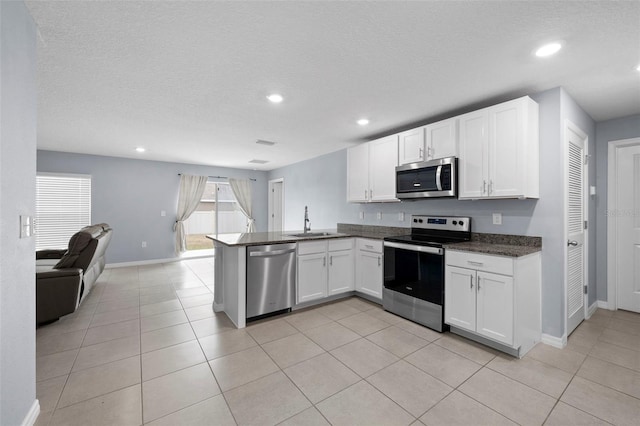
396;157;457;199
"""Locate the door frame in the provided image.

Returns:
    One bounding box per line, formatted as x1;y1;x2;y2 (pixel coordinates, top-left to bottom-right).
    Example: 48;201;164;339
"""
268;178;285;232
607;137;640;310
563;119;590;336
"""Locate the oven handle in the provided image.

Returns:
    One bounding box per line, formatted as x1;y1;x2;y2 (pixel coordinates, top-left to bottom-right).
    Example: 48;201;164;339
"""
383;241;443;255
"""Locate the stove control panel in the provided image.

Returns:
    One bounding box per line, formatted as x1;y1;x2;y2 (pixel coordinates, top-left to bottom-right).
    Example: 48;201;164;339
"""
411;215;471;232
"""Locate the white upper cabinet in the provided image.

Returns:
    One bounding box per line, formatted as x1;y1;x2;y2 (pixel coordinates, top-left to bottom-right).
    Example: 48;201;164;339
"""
458;96;539;199
425;117;458;160
347;135;399;203
398;127;426;165
369;135;399;202
398;118;458;166
347;143;370;202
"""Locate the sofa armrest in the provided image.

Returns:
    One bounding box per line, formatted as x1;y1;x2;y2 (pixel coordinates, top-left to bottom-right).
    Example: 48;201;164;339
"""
36;249;67;260
36;268;82;280
36;268;83;325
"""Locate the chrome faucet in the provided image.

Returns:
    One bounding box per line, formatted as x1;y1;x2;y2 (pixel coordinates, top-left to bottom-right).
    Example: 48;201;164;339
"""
304;206;311;234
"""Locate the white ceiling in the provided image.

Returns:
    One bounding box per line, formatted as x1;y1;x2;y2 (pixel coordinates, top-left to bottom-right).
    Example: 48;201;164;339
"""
26;1;640;171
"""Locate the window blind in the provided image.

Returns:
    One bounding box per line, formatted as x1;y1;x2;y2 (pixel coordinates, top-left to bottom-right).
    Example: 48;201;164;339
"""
36;173;92;250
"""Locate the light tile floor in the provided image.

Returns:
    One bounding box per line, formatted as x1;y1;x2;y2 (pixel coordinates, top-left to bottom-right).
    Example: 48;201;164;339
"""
35;259;640;425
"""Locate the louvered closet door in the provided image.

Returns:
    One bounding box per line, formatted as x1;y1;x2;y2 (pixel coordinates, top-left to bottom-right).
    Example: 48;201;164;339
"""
566;125;587;335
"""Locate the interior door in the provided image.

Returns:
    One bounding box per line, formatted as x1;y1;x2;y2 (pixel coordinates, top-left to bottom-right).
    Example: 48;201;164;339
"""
268;179;284;232
566;123;588;335
616;143;640;313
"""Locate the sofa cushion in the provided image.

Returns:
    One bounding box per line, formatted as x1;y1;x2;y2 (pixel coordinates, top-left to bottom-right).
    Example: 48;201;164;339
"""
53;231;94;269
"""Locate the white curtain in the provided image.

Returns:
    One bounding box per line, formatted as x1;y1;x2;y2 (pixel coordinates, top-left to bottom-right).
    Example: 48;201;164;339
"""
174;174;208;253
228;178;256;232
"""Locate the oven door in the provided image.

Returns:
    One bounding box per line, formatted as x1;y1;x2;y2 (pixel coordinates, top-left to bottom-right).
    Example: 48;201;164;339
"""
383;241;445;305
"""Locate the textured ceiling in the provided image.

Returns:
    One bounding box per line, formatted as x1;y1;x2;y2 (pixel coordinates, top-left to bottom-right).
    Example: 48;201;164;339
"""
26;1;640;170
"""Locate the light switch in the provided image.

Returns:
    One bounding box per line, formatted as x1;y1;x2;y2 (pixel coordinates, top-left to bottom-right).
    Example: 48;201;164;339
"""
20;215;33;238
590;186;596;196
161;210;166;217
398;212;405;221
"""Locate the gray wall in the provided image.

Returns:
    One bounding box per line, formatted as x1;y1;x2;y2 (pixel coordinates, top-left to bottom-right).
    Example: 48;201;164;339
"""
269;87;582;339
37;151;269;264
594;114;640;302
0;1;38;424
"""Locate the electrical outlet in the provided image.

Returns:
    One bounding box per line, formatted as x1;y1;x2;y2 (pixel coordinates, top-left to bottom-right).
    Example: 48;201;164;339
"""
161;210;166;217
359;211;364;220
493;213;502;225
376;212;382;220
398;212;405;221
141;241;147;248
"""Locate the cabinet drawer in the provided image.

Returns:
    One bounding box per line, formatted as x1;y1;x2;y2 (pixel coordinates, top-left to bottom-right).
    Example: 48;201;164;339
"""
297;240;328;255
328;238;353;252
446;250;513;276
357;238;382;253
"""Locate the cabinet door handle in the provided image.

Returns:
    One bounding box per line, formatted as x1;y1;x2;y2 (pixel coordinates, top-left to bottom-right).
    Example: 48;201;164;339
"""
467;260;484;266
477;276;481;290
489;180;493;195
323;256;326;267
377;256;381;267
364;190;367;200
427;146;432;159
470;275;473;289
419;147;423;158
482;180;487;195
330;255;333;266
369;189;373;199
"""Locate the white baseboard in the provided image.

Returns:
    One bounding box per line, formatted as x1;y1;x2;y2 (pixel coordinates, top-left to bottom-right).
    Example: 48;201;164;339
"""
597;300;611;310
587;301;598;318
22;400;40;426
106;257;179;268
106;253;215;269
541;333;566;349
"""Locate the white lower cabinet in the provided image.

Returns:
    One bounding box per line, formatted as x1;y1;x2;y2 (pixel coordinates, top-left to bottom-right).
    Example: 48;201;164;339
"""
297;239;354;304
328;247;354;295
445;250;540;356
355;238;383;300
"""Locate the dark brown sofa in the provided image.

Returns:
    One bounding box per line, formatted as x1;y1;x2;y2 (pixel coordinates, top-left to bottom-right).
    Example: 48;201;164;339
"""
36;223;112;325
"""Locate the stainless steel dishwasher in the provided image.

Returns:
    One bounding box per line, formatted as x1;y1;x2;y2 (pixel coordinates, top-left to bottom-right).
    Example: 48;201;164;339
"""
246;243;296;320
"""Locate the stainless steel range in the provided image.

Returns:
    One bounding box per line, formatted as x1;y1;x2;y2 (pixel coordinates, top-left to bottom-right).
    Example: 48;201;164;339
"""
383;215;471;332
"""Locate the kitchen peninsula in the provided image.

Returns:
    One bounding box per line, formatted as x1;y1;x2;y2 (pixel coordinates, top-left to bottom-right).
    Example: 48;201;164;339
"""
207;230;350;328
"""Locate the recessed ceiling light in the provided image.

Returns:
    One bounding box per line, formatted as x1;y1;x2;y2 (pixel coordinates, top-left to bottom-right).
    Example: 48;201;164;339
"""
256;139;276;146
267;94;283;103
357;118;370;126
535;42;562;57
135;147;146;153
249;159;269;164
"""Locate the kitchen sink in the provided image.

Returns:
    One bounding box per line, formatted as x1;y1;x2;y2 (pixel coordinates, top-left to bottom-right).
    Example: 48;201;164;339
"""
286;232;336;238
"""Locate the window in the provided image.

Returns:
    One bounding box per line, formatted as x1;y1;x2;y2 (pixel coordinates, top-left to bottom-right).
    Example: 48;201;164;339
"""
36;173;91;250
184;181;246;251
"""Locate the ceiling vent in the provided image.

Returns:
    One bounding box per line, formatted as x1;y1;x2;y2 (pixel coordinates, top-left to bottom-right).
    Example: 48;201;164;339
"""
256;139;276;146
249;159;269;164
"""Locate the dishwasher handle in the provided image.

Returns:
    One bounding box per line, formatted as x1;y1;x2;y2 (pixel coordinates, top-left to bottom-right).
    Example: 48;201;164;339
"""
249;248;296;257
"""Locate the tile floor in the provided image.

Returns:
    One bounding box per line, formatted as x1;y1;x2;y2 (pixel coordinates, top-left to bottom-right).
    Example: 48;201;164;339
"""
35;259;640;425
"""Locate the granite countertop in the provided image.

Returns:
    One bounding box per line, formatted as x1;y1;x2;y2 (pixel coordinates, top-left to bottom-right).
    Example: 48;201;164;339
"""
206;230;351;247
444;233;542;257
208;225;542;257
208;223;411;247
